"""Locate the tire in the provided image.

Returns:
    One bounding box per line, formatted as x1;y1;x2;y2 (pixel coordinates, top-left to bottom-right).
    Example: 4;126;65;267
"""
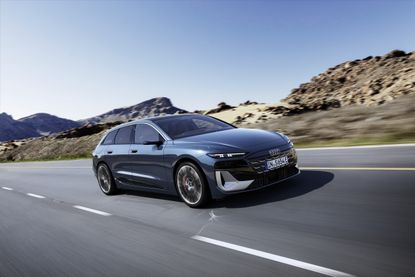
175;162;210;208
96;163;118;195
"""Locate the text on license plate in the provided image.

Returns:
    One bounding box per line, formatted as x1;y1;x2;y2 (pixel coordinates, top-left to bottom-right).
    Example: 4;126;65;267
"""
266;156;289;170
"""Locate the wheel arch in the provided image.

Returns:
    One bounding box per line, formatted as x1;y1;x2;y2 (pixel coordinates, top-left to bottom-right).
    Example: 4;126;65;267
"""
96;160;110;171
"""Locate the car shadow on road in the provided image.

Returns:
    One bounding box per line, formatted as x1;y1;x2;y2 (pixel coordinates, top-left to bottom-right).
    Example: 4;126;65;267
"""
210;170;334;209
121;189;181;203
118;170;334;208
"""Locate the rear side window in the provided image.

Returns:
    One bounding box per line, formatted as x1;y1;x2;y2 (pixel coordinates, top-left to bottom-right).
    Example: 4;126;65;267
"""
102;130;117;145
135;124;164;144
114;126;134;144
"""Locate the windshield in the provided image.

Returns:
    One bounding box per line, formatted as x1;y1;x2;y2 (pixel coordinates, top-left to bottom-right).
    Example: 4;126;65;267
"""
152;115;234;139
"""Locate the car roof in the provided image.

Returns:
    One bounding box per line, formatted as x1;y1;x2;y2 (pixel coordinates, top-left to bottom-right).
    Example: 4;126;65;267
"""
108;113;198;131
148;113;201;122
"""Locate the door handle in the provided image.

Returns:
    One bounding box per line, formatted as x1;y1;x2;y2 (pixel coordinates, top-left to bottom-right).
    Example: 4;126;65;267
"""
131;149;138;153
107;151;113;154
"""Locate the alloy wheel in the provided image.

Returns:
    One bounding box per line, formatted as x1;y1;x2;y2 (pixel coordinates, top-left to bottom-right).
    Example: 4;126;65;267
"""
98;165;111;193
176;165;203;205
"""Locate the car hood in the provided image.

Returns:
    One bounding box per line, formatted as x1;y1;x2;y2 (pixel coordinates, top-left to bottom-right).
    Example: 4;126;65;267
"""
174;128;288;152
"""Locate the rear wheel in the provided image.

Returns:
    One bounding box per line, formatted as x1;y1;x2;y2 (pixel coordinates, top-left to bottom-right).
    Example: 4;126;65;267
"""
175;162;210;208
97;163;118;195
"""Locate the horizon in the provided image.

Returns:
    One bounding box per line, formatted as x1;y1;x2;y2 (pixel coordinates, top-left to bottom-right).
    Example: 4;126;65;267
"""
1;0;414;120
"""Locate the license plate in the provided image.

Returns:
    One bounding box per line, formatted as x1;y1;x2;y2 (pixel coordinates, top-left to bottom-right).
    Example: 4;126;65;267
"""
266;156;289;170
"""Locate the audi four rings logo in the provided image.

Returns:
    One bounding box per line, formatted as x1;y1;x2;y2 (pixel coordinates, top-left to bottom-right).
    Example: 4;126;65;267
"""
269;148;281;156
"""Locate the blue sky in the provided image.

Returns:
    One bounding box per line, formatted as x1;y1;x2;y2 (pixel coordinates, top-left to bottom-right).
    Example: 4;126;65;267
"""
1;0;414;120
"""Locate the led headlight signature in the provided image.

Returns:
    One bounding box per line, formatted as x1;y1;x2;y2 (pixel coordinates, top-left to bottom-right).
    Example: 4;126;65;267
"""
207;152;246;158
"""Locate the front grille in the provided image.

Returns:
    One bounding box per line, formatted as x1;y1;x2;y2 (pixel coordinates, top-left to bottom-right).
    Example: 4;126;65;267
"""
248;148;296;174
248;165;299;190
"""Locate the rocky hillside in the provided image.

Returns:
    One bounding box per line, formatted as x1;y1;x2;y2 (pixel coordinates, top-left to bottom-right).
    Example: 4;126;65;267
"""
0;122;120;161
210;49;415;124
283;50;415;113
79;97;187;125
245;93;415;147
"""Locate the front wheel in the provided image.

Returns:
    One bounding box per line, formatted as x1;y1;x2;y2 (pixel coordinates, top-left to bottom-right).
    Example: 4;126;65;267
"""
97;163;118;195
175;162;210;208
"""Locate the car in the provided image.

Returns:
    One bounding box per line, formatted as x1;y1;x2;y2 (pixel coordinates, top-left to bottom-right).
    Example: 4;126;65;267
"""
92;114;299;208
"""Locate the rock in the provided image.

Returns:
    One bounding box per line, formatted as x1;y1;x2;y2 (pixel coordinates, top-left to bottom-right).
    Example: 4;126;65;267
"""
205;102;235;115
232;115;245;125
242;112;254;119
344;61;358;69
240;100;258;106
264;106;290;115
337;77;346;84
384;50;406;59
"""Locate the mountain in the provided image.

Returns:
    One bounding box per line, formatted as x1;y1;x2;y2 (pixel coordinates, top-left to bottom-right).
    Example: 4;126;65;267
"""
19;113;80;136
0;97;186;142
79;97;187;125
0;113;39;142
0;112;80;142
282;49;415;113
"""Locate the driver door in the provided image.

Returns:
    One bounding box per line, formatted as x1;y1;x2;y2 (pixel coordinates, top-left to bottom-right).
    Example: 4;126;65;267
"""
123;124;167;190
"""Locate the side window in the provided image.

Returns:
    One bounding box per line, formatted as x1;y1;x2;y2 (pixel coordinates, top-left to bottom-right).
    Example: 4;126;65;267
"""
114;126;134;144
102;130;117;145
135;124;164;144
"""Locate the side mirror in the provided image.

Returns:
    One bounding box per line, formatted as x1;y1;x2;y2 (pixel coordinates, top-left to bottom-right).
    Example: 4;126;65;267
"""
143;140;163;146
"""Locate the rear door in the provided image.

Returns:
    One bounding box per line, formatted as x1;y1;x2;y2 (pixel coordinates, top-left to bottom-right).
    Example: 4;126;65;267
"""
108;125;134;181
123;124;167;190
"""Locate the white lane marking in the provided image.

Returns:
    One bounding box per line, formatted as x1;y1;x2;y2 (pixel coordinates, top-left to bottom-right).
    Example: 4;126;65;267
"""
26;193;46;199
1;186;13;191
300;167;415;171
192;235;354;277
73;205;111;216
297;143;415;151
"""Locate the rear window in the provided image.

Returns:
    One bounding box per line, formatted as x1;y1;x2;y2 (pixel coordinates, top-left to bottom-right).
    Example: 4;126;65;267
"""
114;126;134;144
102;130;117;145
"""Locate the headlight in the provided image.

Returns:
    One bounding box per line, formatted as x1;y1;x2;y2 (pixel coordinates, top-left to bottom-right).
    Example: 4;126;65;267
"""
207;152;246;158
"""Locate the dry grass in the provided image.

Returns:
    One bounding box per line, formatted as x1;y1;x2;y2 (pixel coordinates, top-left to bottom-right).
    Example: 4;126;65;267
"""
241;94;415;146
0;131;104;162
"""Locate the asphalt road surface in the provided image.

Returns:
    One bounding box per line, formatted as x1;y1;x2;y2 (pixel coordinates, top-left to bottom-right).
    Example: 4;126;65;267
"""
1;144;415;277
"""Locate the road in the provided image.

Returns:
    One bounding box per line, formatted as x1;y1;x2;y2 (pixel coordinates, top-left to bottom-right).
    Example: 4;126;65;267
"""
1;144;414;277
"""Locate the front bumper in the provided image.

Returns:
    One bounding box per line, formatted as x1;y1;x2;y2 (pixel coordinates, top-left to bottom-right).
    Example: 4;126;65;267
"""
213;147;299;193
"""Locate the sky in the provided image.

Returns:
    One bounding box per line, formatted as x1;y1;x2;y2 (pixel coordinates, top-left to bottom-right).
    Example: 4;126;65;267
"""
1;0;414;120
